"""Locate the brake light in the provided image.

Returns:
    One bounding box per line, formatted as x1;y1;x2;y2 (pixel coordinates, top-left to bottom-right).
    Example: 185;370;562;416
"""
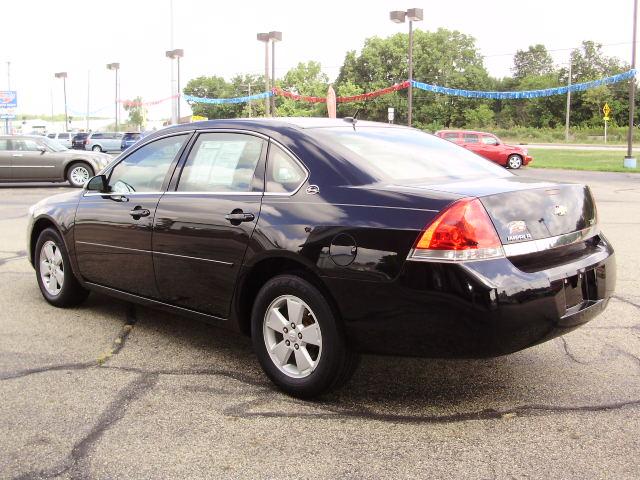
410;198;504;262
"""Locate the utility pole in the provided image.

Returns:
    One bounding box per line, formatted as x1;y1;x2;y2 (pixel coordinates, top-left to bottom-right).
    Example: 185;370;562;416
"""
257;33;271;116
86;70;90;132
625;0;638;168
565;52;573;142
5;61;10;134
241;83;254;117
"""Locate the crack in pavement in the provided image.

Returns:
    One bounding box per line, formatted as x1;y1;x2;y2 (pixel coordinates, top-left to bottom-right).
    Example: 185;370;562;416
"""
612;294;640;310
0;251;27;267
559;336;589;364
12;372;159;480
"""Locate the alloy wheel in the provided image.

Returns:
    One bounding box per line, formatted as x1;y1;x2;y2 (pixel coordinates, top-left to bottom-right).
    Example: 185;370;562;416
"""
39;240;64;296
263;295;323;378
70;166;90;186
508;155;522;169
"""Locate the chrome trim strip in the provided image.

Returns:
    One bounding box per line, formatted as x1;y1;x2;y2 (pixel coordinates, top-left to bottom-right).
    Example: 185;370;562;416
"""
11;165;56;168
76;241;233;266
406;247;505;263
263;200;438;212
164;191;262;196
502;226;599;257
83;191;164;197
153;250;233;266
76;241;149;254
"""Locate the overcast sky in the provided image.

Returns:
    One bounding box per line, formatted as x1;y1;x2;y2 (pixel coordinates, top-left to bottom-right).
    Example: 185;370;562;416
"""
2;0;636;120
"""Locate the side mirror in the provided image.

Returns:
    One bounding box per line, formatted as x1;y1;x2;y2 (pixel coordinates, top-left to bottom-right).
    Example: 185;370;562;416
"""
37;145;47;153
86;174;109;192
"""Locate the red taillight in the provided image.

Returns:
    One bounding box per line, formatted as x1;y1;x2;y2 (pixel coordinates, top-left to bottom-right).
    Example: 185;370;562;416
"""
411;198;504;262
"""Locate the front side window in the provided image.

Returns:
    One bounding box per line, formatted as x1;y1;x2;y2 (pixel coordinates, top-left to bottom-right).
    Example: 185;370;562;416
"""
13;139;42;151
177;133;264;192
481;135;498;145
266;144;306;193
108;134;188;193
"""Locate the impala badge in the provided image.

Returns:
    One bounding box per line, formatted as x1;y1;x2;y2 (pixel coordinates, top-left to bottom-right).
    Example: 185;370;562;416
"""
506;220;532;242
554;205;568;216
306;185;320;195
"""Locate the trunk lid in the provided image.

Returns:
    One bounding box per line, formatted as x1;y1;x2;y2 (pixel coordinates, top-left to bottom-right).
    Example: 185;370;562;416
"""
398;176;597;244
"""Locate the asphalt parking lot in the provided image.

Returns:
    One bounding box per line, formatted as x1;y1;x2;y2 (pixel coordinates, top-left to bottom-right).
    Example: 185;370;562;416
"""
1;168;639;479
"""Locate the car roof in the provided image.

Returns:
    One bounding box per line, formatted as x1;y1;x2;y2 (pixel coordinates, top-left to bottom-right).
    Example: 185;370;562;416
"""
436;129;494;136
0;134;46;140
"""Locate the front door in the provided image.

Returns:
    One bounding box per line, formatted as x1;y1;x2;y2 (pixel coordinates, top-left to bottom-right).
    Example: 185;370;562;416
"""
153;131;266;318
10;137;58;181
74;133;191;297
0;138;11;180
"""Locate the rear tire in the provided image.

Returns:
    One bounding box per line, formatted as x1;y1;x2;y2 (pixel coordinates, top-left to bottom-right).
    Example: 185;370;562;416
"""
67;162;94;187
507;154;523;169
35;228;89;307
251;274;358;398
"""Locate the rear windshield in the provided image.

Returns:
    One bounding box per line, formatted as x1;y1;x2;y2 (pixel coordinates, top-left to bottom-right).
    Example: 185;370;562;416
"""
308;127;509;183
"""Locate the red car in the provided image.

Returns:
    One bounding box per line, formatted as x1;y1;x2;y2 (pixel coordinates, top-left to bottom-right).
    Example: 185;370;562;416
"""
435;130;532;169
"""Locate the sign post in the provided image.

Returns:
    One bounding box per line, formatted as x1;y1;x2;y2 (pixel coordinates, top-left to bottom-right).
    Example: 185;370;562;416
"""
0;91;17;134
603;102;611;144
388;107;395;124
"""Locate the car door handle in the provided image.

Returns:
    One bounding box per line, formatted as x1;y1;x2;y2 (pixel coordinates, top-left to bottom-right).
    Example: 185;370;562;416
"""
225;211;255;223
129;207;151;218
12;154;23;157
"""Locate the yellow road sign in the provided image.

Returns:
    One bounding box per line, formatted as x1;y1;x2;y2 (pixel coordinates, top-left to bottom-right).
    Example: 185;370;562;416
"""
603;116;610;121
603;103;611;117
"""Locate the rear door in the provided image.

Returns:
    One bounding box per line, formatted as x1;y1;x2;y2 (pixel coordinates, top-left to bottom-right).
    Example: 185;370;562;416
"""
74;132;191;297
461;133;481;154
152;131;266;318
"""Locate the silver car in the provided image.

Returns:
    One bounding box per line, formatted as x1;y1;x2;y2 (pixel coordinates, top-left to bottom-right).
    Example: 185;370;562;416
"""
0;135;112;187
85;132;124;152
46;132;74;148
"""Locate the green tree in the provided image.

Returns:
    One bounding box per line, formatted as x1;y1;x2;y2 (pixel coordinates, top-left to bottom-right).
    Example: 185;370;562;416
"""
275;61;329;117
512;44;555;79
183;75;239;119
123;96;146;130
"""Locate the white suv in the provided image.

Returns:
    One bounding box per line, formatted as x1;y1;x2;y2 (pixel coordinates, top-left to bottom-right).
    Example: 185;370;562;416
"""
85;132;124;152
46;132;74;148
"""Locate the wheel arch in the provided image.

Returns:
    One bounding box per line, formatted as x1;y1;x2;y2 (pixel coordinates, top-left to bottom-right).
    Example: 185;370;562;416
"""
30;216;62;266
64;160;95;181
234;254;342;337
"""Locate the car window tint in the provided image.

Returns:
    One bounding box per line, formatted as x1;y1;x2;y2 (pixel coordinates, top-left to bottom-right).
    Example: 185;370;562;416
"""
14;139;41;151
463;134;479;143
481;135;498;145
177;133;264;193
266;144;306;193
308;127;509;183
108;134;188;194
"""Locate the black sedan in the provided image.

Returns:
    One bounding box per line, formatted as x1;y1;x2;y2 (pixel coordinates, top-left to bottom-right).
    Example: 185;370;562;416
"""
26;118;615;397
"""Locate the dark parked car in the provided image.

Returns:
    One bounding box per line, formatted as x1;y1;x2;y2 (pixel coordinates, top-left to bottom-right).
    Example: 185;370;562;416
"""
121;132;143;151
26;118;615;397
0;135;112;186
71;132;90;150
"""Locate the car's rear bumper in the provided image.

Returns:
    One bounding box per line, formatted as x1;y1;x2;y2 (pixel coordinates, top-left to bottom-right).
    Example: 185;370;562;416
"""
325;236;615;358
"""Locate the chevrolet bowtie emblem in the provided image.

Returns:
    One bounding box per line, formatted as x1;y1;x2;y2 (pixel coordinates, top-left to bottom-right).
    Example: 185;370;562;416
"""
554;205;568;216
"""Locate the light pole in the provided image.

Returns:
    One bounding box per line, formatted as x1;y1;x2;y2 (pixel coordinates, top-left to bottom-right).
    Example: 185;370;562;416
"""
269;31;282;116
390;8;423;127
241;83;254;117
106;63;120;132
625;0;638;168
54;72;68;132
257;33;271;116
166;49;184;123
565;51;574;142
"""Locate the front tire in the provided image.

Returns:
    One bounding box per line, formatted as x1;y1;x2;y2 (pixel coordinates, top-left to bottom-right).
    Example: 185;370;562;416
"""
67;162;94;187
507;154;523;169
251;274;358;398
35;228;89;307
92;145;103;152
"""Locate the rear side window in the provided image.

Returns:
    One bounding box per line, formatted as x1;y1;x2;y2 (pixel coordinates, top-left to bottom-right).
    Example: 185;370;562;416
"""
443;132;459;142
59;133;69;140
463;133;479;143
266;144;306;193
307;127;509;183
177;133;265;193
108;134;188;193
